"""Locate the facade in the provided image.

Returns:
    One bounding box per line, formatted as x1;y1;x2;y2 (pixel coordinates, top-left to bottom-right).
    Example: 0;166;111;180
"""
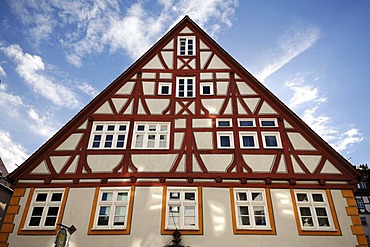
0;158;13;230
355;168;370;246
0;16;366;247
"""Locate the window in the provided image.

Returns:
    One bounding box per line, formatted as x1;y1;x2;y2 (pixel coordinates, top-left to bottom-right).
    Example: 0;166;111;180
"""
239;119;255;127
132;122;170;149
291;190;340;235
159;83;172;95
161;187;202;234
356;196;370;213
176;77;195;98
89;122;129;149
200;83;213;95
361;216;368;226
216;119;232;127
217;132;234;149
178;37;195;56
230;188;275;234
259;119;277;127
239;132;259;149
89;187;134;235
261;132;282;148
359;181;368;189
19;188;69;234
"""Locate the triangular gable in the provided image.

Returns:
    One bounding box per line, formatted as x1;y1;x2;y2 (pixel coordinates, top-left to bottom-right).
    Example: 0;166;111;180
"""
9;16;359;189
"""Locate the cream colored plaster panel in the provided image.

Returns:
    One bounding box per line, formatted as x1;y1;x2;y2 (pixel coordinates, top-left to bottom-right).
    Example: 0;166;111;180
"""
207;54;229;69
163;39;174;49
142;55;164;69
115;81;135;95
50;156;69;174
259;102;277;114
224;101;232;114
192;155;202;172
321;160;342;174
200;72;213;80
193;119;212;128
216;82;229;95
236;81;257;95
237;100;248;114
132;154;177;172
78;120;88;130
122;101;133;115
55;133;82;151
30;161;50;174
160;72;172;79
112;98;128;113
179;26;193;33
173;155;185;172
66;155;79;174
161;51;173;69
201;154;233;172
194;132;213;149
288;133;316;150
284;120;294;128
235;73;241;79
18;180;45;184
146;99;170;114
138;101;147;114
291;156;305;173
242;154;275;172
277;154;287;173
142;72;156;79
175;118;186;128
202;99;224;114
142;81;155;95
199;39;209;49
94;101;113;114
177;59;184;69
174;132;184;150
216;72;229;79
299;155;321;173
245;98;260;113
87;155;123;172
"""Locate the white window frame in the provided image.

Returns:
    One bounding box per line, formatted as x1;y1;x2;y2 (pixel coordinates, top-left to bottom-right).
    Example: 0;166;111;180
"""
89;122;129;149
261;132;282;149
233;188;271;230
217;132;234;149
294;190;335;231
259;118;278;127
132;122;170;149
93;187;131;230
176;77;195;98
200;83;214;95
216;119;232;127
239;132;259;149
178;37;195;56
238;118;256;127
24;189;65;230
165;187;199;230
158;82;172;95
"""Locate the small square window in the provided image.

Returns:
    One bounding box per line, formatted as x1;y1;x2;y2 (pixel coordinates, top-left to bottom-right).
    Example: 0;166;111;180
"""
262;132;282;149
239;119;255;127
178;37;196;56
159;83;172;95
260;119;277;127
217;132;234;149
200;83;213;95
239;132;259;149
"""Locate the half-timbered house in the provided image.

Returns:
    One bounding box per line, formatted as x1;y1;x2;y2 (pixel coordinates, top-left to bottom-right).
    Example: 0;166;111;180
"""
0;16;365;247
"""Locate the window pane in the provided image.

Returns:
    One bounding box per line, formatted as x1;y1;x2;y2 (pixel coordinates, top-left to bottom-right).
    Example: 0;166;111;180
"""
98;206;110;226
261;120;275;127
239;206;249;216
265;136;278;147
119;125;126;131
170;192;180;200
318;217;330;227
297;193;308;202
202;85;211;94
104;135;113;148
149;125;156;131
252;192;263;201
107;125;115;131
239;120;254;127
159;135;167;148
114;206;126;226
96;125;103;131
160;125;168;131
254;206;266;226
45;216;57;226
220;136;231;147
36;193;47;202
137;125;145;131
135;135;144;148
184;206;195;226
161;85;169;94
300;207;312;216
29;216;41;226
116;135;125;148
185;192;195;200
315;207;328;217
147;135;156;147
101;192;113;201
242;136;255;147
237;192;248;201
117;192;128;201
312;194;324;202
218;121;230;127
31;207;44;216
51;193;63;202
47;207;59;216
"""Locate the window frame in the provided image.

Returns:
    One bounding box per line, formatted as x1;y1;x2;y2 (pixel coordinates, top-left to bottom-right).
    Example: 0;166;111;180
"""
261;132;282;149
161;186;203;235
88;122;129;149
239;132;259;149
217;132;234;149
88;187;134;235
230;188;276;235
200;83;214;95
158;82;172;95
216;119;232;127
291;189;341;235
178;37;196;56
132;122;170;149
238;118;256;127
18;188;69;235
259;118;278;127
176;77;195;98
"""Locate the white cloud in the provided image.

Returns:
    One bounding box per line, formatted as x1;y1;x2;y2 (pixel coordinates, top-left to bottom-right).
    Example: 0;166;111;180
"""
76;82;99;97
0;65;6;76
27;108;58;139
332;128;364;152
1;44;81;108
256;25;320;82
0;129;28;172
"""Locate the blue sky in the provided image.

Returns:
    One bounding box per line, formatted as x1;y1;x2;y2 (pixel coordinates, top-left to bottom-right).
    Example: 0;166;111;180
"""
0;0;369;172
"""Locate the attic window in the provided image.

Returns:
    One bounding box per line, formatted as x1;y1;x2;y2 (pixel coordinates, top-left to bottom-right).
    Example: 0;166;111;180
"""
159;83;172;95
178;37;195;56
200;83;213;95
260;119;277;127
132;122;170;149
89;122;129;149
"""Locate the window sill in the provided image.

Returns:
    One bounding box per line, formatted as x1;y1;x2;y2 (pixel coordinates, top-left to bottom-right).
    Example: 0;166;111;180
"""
88;228;130;235
161;228;203;235
18;228;59;235
233;228;276;235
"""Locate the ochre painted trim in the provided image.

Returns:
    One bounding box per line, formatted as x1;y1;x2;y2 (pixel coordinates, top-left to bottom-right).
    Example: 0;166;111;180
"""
342;189;368;247
18;187;70;235
290;189;341;236
230;188;276;235
161;186;203;235
88;186;134;235
0;188;26;246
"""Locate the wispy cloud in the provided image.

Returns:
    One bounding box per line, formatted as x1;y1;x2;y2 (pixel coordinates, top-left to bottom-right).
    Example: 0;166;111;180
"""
1;44;81;108
76;82;99;97
27;108;58;138
0;65;6;76
9;0;238;67
256;25;320;82
0;129;28;172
